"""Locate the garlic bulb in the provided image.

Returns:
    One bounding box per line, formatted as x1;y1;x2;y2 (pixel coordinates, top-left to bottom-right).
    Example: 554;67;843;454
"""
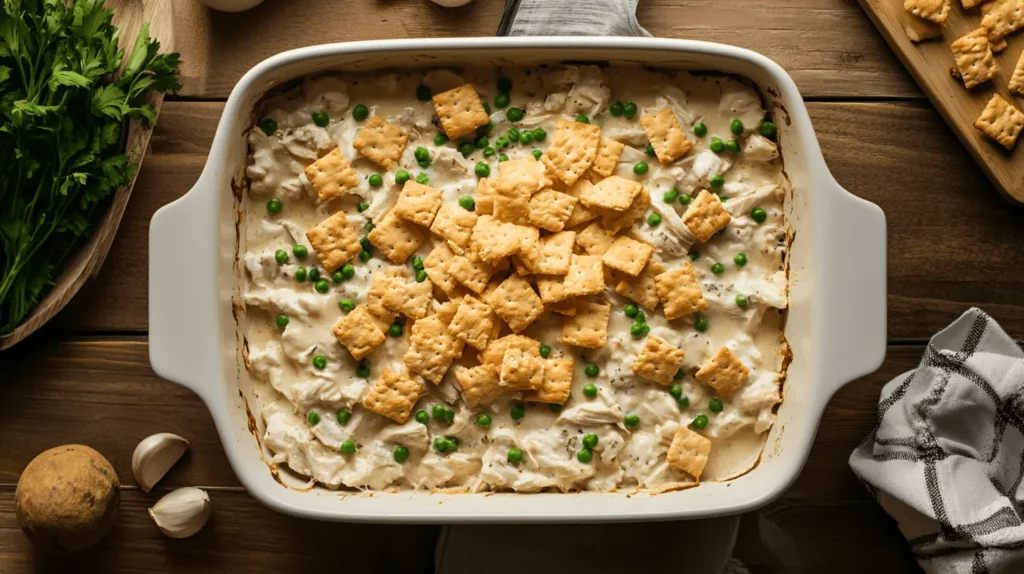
132;433;189;492
430;0;473;7
148;487;211;539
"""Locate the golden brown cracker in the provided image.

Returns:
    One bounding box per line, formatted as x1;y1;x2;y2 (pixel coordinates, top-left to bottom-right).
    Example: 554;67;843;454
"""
640;107;693;163
352;115;408;169
305;211;362;273
695;346;750;397
304;148;358;201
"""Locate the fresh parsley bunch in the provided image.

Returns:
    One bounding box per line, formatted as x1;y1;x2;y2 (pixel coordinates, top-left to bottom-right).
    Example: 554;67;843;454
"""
0;0;180;334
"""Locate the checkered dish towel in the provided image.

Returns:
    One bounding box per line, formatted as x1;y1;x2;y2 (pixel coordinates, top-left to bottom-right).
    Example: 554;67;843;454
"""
850;308;1024;573
498;0;650;36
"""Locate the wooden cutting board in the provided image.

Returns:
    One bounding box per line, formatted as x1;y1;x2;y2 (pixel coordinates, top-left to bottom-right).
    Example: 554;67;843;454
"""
859;0;1024;205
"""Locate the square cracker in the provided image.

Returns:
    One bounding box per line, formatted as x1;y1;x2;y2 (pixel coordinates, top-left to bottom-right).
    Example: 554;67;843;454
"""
404;315;459;384
537;276;572;304
544;297;577;316
602;236;654;277
616;257;665;311
904;0;950;24
470;215;522;263
455;363;503;407
632;335;686;385
667;427;712;480
484;274;545;333
975;94;1024;150
362;368;424;424
332;305;387;360
432;83;490;139
963;0;986;8
528;190;578;232
602;185;650;234
1011;51;1024;95
536;231;576;275
563;178;601;228
541;118;601;186
448;295;496;351
682;190;731;242
448;253;496;294
367;269;402;327
901;10;943;41
514;225;542;274
525;358;574;404
561;299;610;348
494;158;551;224
951;29;998;89
433;299;460;327
591;137;625;178
424;242;460;297
305;212;362;273
579;175;642;212
475;177;497;215
353;115;408;169
576;221;616;256
640;107;693;163
499;343;544;391
368;212;426;263
563;254;605;297
695;346;750;397
980;0;1024;41
655;263;707;320
393;181;443;227
430;203;478;254
383;274;434;320
480;334;536;367
304;148;358;201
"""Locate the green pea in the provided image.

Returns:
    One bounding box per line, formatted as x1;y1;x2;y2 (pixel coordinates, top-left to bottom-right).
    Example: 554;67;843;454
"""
415;410;429;424
368;173;383;187
393;445;409;463
312;354;327;369
395;170;410;185
663;189;679;203
274;249;288;264
576;114;590;124
434;134;449;146
677;395;690;408
577;448;593;463
634;310;646;324
459;142;475;157
432;404;446;421
339;298;356;312
340;439;356;454
582;433;598;449
356;364;370;378
508;128;521;142
674;368;685;381
457;196;476;211
510;404;525;421
581;364;598;378
622;101;637;118
359;250;372;263
693;121;707;137
507;447;523;463
760;121;777;139
532;149;542;160
416;85;432;101
308;411;320;425
539;343;552;358
330;269;343;283
633;161;648;175
679;193;692;205
506;107;524;122
295;267;307;282
730;119;744;135
475;162;491;178
341;263;357;281
694;315;709;332
416;173;430;185
734;252;748;267
312;111;329;127
496;136;509;149
609;101;624;117
477;413;492;426
548;403;562;413
483;102;491;115
532;128;547;141
434;437;449;452
276;314;289;328
494;91;510;108
382;322;399;338
709;398;724;413
646;143;656;157
364;221;375;232
583;383;598;398
309;267;321;282
352;104;369;121
669;384;683;398
624;304;639;318
414;146;430;164
411;256;424;271
689;250;700;261
483;146;496;158
337;409;351;425
415;270;427;283
520;131;533;145
751;207;767;223
711;263;725;275
710;174;724;189
624;414;640;427
267;198;283;214
259;118;278;135
647;212;662;227
709;137;725;153
497;76;513;93
630;323;650;338
475;136;489;150
498;154;509;162
314;279;329;293
692;414;709;430
443;408;455;424
725;139;741;153
357;202;370;213
294;243;309;257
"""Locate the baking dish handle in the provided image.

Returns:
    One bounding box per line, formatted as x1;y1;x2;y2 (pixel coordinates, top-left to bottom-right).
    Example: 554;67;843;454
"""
817;175;888;399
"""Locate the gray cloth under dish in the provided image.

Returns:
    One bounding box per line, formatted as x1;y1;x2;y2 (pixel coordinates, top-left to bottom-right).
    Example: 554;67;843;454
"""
497;0;650;37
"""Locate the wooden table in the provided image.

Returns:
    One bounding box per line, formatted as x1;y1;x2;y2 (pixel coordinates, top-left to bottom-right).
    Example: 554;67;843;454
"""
3;1;1023;571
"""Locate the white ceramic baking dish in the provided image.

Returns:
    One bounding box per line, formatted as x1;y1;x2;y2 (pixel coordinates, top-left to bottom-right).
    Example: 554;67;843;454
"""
149;37;886;523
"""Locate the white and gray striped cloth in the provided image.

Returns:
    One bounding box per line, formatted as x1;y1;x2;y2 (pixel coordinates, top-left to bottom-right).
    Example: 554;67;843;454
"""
497;0;650;37
851;308;1024;573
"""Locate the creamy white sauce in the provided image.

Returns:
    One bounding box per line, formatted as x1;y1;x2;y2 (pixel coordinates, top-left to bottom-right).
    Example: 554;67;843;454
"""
242;66;788;492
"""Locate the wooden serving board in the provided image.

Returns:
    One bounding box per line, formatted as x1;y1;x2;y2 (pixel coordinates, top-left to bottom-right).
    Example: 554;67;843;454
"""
859;0;1024;205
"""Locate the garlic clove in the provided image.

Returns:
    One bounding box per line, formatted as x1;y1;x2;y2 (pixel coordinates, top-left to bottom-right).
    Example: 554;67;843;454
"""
132;433;189;493
148;487;211;539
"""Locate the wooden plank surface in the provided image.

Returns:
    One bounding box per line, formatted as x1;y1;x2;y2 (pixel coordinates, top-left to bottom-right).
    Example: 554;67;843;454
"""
170;0;918;99
859;0;1024;204
51;100;1024;340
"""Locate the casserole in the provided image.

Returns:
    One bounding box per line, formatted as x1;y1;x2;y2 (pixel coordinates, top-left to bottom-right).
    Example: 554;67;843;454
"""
149;37;887;522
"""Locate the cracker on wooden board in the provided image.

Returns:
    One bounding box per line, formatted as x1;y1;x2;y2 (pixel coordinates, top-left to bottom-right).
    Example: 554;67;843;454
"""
904;0;950;25
499;343;545;391
616;257;665;311
632;335;686;385
563;254;605;297
1010;50;1024;95
368;212;426;263
528;190;578;232
352;115;408;169
580;175;642;212
980;0;1024;42
525;358;575;404
455;363;503;407
536;230;576;275
590;137;625;178
901;10;943;41
541;118;601;186
681;190;731;242
382;274;434;320
639;107;693;163
430;203;479;254
695;346;750;397
655;262;707;320
404;315;459;384
602;235;654;277
561;299;610;348
448;294;496;351
575;221;616;256
393;181;444;227
563;178;601;228
601;185;650;234
950;29;998;89
667;427;712;480
304;148;358;201
305;212;363;273
362;368;424;424
975;94;1024;149
475;177;497;215
432;83;491;139
332;305;387;360
423;242;460;297
480;334;536;367
484;273;545;333
470;214;522;263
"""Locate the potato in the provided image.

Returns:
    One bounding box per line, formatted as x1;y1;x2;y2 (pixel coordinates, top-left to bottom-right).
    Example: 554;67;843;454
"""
15;445;120;552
